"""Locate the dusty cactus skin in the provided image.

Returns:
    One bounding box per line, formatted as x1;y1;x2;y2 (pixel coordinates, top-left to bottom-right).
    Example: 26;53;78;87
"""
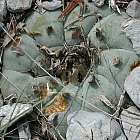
31;54;49;77
64;5;97;45
64;3;111;45
78;74;118;113
0;70;53;102
88;13;134;51
2;34;41;73
25;10;64;47
96;49;139;89
0;70;36;102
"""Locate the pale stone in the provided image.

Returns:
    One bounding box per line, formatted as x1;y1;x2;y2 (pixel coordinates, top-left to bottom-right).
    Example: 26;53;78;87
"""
66;111;126;140
0;103;33;130
6;0;32;12
0;0;7;21
121;106;140;140
124;66;140;108
126;0;140;18
37;0;62;11
122;19;140;54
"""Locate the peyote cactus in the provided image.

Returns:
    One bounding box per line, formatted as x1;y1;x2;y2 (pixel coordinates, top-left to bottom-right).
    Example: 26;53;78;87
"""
0;1;140;139
2;34;41;73
25;10;64;47
88;13;134;51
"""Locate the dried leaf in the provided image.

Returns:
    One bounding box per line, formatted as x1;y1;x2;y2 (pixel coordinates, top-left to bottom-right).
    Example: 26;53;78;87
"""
43;95;69;115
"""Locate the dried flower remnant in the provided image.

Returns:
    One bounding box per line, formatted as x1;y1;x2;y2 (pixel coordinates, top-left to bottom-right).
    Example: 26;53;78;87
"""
12;36;22;48
72;27;83;40
96;28;104;41
11;36;25;56
47;26;55;36
33;83;50;99
112;56;121;67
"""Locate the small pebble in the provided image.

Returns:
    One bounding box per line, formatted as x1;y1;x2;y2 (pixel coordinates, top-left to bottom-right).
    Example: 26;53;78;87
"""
6;0;32;12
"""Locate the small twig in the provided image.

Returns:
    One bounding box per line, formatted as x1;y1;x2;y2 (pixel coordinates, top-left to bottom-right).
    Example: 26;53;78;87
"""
91;129;94;140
